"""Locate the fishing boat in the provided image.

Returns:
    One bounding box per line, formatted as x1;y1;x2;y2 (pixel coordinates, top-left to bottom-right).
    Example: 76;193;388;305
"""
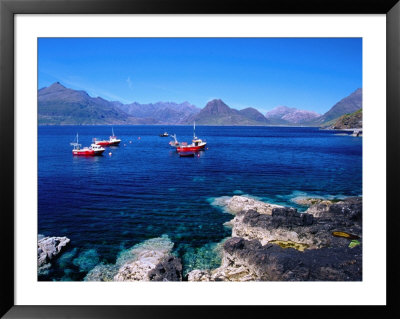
176;122;207;152
94;128;121;146
160;132;169;137
71;133;105;156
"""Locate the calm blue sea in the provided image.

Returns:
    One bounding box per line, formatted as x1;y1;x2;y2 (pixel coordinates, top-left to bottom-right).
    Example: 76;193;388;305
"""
38;125;362;280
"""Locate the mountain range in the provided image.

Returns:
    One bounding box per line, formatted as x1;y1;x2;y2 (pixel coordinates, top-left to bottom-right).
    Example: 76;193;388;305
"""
38;82;362;127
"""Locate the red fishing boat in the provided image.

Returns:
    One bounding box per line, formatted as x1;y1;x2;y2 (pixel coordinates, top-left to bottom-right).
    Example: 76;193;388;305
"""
71;133;105;156
176;122;207;152
94;128;121;146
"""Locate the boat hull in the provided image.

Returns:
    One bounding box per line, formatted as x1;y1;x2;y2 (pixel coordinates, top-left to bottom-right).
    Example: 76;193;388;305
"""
95;141;111;146
72;149;104;156
176;144;206;152
95;139;121;146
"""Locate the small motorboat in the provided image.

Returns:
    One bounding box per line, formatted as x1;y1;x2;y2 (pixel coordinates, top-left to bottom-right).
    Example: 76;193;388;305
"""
160;132;169;137
71;133;105;156
95;128;121;146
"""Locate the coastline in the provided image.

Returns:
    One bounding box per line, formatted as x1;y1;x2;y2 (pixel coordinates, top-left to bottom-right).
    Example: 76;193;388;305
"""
39;195;362;282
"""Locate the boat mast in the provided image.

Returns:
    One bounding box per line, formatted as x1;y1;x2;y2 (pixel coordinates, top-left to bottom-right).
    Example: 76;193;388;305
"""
70;133;81;150
112;127;114;136
193;121;196;139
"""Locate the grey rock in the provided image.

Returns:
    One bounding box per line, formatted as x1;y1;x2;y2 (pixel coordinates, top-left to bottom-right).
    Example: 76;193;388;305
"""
231;197;361;248
38;236;70;270
148;255;183;281
222;237;362;281
187;269;212;281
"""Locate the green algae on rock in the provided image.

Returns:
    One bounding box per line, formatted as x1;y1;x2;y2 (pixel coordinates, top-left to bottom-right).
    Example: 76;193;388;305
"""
269;240;309;252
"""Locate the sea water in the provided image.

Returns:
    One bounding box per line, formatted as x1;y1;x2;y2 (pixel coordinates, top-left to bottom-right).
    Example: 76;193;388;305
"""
38;125;362;280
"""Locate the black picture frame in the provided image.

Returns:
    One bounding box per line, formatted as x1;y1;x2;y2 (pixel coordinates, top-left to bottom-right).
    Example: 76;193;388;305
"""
1;0;399;318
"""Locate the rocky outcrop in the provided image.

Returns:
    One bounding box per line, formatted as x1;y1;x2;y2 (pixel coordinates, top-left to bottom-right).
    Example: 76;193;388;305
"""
148;256;182;281
114;250;182;282
38;236;70;273
212;237;362;281
85;235;182;282
291;197;335;206
226;195;283;215
188;196;362;281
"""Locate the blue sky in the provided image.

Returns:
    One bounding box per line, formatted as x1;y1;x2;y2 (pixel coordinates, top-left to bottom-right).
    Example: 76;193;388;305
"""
38;38;362;114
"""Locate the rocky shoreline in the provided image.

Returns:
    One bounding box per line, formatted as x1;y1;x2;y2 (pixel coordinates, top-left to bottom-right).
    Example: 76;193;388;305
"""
39;195;362;281
186;195;362;281
188;196;362;281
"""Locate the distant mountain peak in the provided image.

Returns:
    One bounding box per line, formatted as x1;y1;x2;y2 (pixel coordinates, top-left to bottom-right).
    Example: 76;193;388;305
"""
265;105;320;124
187;99;270;126
202;99;232;115
206;98;225;105
239;107;270;124
48;82;67;89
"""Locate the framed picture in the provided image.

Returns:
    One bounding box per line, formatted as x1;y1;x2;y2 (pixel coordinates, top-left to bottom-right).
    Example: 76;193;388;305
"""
1;0;398;317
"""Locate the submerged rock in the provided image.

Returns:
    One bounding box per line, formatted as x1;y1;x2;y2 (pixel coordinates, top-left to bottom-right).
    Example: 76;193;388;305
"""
84;263;118;281
85;235;182;282
72;249;100;272
38;236;70;272
182;241;226;276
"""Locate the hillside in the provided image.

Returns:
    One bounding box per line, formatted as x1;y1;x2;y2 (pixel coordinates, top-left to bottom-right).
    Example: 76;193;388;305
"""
329;108;362;129
312;88;362;125
38;82;138;125
239;107;270;124
38;83;199;125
